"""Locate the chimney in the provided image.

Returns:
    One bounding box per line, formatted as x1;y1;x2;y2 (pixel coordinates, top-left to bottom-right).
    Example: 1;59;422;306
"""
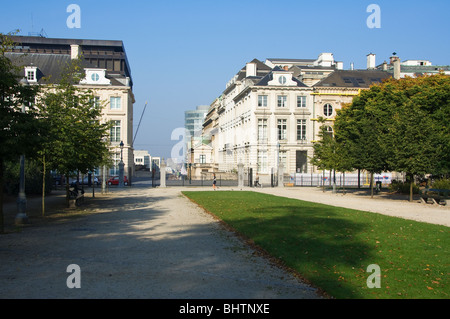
367;53;376;69
350;63;354;70
336;61;343;70
246;62;257;77
390;54;401;79
382;61;388;71
70;44;81;60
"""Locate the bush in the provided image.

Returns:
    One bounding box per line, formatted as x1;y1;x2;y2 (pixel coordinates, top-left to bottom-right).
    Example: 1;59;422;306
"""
389;179;419;194
431;178;450;190
3;160;52;196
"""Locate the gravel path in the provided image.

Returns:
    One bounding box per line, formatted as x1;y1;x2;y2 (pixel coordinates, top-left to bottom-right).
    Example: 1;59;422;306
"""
253;187;450;227
0;187;320;299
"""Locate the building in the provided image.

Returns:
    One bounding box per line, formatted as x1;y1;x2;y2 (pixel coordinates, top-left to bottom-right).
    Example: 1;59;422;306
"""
134;150;151;170
5;35;135;178
185;104;210;166
376;53;450;78
201;53;397;183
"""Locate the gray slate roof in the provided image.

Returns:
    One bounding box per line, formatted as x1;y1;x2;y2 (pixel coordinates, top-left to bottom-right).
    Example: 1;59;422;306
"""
314;69;391;88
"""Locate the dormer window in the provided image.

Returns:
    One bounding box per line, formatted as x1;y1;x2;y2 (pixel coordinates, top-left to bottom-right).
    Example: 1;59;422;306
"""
80;69;111;85
25;66;38;83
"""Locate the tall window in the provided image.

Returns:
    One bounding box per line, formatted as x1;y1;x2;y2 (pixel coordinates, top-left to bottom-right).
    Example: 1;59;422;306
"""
324;103;333;116
110;96;122;110
277;119;287;140
277;95;287;107
258;95;267;107
257;151;268;173
297;96;307;108
110;120;121;143
297;119;307;141
110;152;120;176
258;119;267;142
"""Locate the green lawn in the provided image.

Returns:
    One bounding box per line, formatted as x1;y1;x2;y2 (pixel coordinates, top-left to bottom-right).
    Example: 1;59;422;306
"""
182;191;449;299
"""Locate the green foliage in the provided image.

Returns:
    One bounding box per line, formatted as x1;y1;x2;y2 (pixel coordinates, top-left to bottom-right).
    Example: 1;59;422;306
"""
388;180;419;194
431;179;450;190
36;57;112;179
184;191;449;299
333;74;450;200
2;160;52;196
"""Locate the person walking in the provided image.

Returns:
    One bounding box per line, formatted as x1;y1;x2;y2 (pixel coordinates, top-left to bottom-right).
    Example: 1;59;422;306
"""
213;173;217;190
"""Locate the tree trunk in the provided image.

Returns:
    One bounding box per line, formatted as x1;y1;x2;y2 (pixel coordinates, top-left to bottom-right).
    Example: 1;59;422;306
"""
65;174;70;208
409;173;414;202
370;172;374;198
41;155;46;217
0;159;4;234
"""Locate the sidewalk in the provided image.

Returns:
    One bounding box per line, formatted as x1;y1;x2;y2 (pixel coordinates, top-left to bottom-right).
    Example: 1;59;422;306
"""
0;187;321;299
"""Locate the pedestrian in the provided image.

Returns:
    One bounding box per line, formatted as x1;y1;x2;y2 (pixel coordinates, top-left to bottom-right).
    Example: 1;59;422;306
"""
213;173;217;190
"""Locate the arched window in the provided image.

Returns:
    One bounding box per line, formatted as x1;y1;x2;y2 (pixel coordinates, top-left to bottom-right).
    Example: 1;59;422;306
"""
323;103;333;117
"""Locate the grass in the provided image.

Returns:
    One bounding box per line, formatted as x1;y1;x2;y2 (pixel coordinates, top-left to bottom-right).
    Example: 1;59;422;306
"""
182;191;449;299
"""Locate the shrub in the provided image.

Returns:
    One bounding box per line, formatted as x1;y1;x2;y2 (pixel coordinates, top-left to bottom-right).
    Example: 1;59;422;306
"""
431;178;450;190
389;179;419;194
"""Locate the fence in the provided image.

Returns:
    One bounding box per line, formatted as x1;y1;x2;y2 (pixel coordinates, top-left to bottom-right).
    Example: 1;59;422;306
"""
287;173;393;188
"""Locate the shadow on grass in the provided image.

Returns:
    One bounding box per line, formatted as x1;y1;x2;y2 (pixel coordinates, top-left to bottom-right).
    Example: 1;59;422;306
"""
184;191;381;298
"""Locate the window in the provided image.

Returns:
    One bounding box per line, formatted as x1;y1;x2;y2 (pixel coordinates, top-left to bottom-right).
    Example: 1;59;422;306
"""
297;96;306;108
258;95;267;107
27;70;35;81
325;125;334;138
199;155;206;164
90;96;101;109
277;95;287;107
297;119;306;141
279;151;287;168
258;119;268;142
110;96;121;110
110;152;120;176
278;75;286;85
277;119;287;140
110;120;121;143
257;151;268;173
324;103;333;116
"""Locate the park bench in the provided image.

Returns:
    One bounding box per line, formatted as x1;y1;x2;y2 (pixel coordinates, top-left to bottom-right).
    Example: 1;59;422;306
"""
69;188;85;207
419;188;450;206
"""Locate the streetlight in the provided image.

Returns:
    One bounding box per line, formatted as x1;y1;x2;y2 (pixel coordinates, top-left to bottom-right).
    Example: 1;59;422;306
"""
15;77;29;225
118;141;124;187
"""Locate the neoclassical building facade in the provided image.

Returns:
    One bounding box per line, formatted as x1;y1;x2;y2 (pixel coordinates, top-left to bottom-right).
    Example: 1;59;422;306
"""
200;53;392;183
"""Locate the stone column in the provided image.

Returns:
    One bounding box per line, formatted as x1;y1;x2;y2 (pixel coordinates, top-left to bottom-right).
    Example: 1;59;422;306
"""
278;163;284;188
160;159;166;188
238;163;244;188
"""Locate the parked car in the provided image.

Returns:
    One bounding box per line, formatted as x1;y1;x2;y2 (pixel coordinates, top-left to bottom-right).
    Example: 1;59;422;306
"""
107;176;128;186
70;176;100;187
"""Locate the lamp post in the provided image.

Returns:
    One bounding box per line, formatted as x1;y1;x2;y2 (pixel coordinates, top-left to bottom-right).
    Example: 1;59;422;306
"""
15;77;29;225
118;141;125;188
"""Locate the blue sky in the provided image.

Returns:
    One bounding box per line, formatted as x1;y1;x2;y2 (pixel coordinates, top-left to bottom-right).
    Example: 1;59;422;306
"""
1;0;449;159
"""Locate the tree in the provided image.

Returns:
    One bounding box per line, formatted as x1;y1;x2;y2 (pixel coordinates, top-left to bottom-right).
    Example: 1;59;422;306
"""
0;33;42;232
310;117;353;193
380;75;450;201
37;57;111;207
334;74;450;201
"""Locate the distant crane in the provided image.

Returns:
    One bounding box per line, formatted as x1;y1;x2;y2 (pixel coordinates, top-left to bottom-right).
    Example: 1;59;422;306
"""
133;101;148;145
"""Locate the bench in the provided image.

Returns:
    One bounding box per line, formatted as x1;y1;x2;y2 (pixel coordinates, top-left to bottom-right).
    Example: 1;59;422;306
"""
69;189;85;207
419;188;450;206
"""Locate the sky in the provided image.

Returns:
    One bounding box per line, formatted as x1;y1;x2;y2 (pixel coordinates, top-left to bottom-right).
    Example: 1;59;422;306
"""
1;0;449;159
